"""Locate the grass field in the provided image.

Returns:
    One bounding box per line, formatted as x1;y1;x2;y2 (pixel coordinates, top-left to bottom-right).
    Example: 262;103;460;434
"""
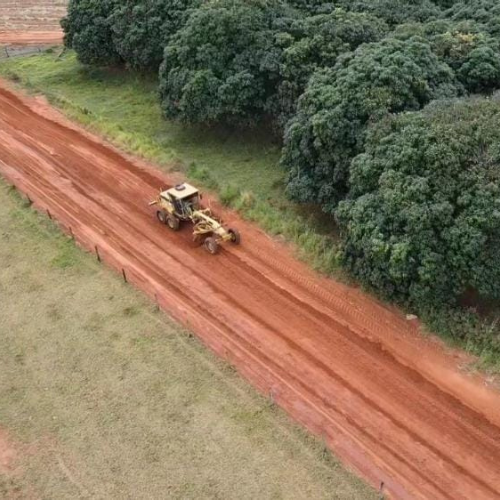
0;52;341;276
0;181;376;499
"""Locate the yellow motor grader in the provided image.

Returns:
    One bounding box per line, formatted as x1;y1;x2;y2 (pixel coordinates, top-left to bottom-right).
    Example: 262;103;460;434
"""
149;183;240;254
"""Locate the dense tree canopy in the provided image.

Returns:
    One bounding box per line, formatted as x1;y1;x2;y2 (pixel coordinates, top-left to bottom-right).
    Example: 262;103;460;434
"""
285;0;334;14
158;0;294;126
110;0;199;71
393;20;500;93
61;0;121;66
337;0;442;26
281;38;458;212
275;9;388;127
445;0;500;25
445;0;500;41
337;98;500;306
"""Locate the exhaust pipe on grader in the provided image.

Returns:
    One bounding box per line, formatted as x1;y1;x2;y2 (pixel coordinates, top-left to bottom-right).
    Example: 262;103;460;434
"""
149;183;240;255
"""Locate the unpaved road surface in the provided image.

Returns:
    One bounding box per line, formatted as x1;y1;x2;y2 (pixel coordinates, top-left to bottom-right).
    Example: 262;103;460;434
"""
1;82;500;499
0;0;66;45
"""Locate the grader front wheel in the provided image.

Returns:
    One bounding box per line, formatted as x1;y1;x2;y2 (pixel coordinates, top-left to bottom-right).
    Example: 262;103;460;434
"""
204;237;220;255
167;215;180;231
156;210;167;224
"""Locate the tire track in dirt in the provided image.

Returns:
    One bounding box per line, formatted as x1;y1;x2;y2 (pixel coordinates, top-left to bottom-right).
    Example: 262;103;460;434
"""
1;83;500;499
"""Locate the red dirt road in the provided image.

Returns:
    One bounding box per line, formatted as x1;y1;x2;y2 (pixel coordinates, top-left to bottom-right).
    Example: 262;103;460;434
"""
1;82;500;499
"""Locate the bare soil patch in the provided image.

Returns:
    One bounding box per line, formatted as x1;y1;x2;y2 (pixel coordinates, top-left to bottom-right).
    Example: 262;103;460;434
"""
0;429;17;475
0;1;66;45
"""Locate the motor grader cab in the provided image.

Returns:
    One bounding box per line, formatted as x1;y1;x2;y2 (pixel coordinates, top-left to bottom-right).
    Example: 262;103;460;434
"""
158;183;200;222
149;183;240;255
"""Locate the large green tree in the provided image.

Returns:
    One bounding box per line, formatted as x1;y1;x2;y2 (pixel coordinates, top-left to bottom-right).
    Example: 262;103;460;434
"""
158;0;296;127
275;8;388;127
337;98;500;306
61;0;121;66
281;38;458;212
110;0;200;72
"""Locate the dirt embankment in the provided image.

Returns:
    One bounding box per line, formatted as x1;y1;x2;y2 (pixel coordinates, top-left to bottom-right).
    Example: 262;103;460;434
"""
0;81;500;499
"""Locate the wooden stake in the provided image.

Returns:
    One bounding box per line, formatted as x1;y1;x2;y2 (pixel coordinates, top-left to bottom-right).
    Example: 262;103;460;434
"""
379;481;385;499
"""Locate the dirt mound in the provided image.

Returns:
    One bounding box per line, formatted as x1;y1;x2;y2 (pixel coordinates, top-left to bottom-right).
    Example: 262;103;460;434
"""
0;81;499;499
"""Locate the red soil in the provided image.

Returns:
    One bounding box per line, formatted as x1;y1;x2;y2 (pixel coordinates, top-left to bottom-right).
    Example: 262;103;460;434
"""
0;30;63;45
0;429;17;475
1;81;500;499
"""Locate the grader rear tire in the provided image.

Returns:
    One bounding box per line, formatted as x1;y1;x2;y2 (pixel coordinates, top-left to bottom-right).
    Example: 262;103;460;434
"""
228;228;241;245
204;237;220;255
167;215;180;231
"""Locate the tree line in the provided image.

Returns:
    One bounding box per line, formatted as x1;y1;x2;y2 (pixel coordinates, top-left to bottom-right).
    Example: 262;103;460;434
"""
62;0;500;314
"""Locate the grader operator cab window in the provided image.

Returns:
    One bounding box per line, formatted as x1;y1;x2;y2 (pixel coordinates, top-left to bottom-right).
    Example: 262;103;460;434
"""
183;194;200;214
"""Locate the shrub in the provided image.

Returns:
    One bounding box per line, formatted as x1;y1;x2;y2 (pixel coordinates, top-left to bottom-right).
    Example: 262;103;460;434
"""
61;0;121;66
337;98;500;307
422;306;500;360
281;38;458;213
219;184;241;206
158;0;296;127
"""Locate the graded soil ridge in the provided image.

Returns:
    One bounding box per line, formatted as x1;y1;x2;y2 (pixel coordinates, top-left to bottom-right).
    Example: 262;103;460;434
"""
0;81;499;499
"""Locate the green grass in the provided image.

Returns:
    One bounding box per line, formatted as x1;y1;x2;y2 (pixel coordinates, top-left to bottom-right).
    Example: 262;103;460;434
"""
0;51;342;276
0;181;377;499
